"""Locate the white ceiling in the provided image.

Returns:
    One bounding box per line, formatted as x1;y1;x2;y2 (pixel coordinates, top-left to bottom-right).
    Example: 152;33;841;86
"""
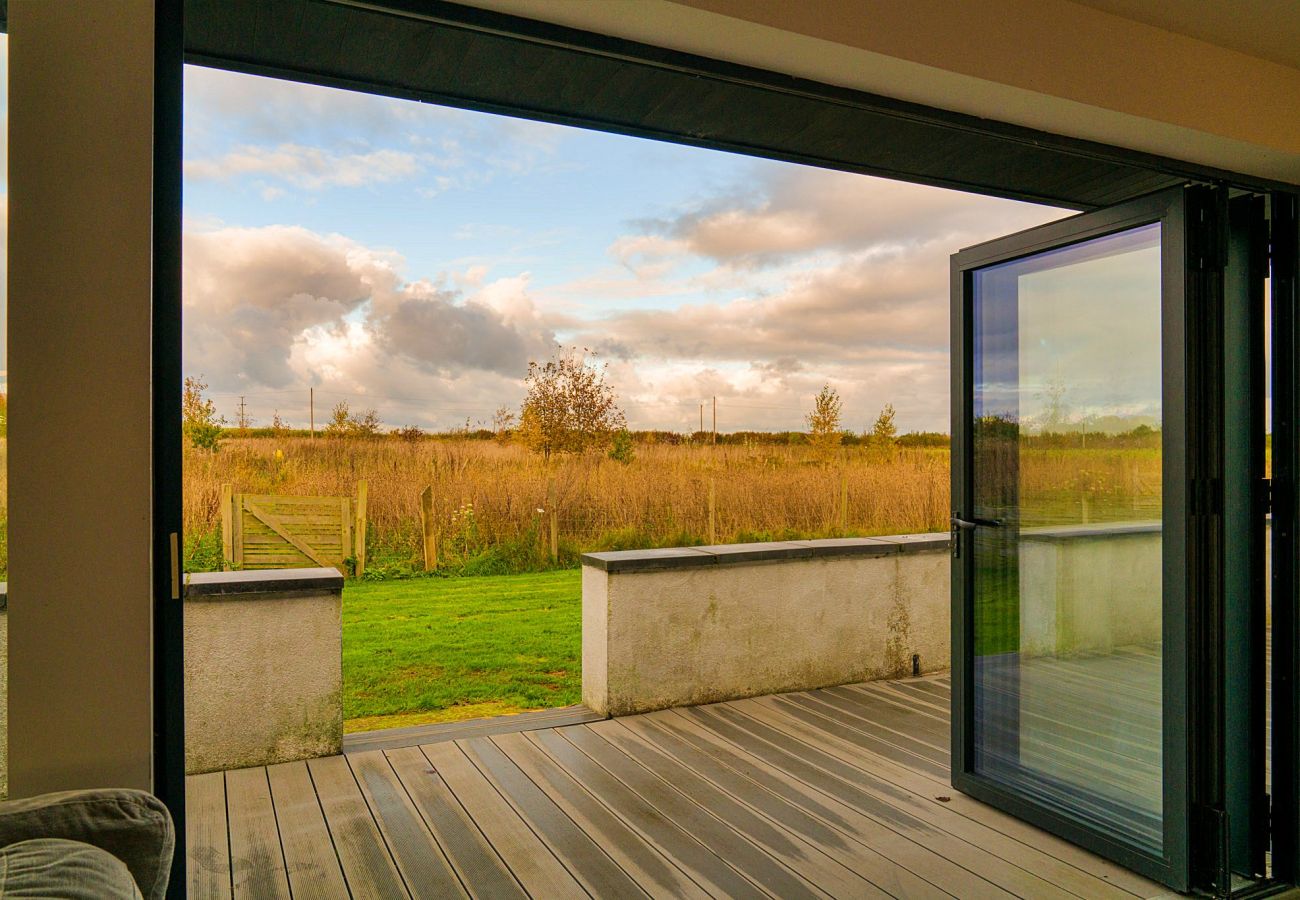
461;0;1300;184
1069;0;1300;71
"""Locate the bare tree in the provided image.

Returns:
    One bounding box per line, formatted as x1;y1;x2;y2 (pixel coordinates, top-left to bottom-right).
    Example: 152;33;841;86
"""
517;348;626;460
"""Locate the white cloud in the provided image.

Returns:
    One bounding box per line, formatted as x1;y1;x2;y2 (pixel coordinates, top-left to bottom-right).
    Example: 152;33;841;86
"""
183;223;560;428
185;143;422;190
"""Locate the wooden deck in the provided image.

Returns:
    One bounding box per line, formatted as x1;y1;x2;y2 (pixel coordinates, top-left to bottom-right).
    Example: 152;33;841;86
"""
187;672;1171;899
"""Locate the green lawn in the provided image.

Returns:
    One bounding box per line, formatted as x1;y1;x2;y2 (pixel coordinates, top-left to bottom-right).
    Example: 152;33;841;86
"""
342;570;582;733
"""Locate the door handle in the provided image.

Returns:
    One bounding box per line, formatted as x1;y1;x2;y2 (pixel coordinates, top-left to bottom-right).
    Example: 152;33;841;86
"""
951;516;1002;530
950;514;1001;558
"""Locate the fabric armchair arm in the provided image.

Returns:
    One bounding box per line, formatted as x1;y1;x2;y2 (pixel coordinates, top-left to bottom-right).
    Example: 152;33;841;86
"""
0;789;174;899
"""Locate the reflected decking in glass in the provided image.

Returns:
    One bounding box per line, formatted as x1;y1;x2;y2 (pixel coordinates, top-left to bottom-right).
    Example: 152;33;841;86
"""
971;223;1164;853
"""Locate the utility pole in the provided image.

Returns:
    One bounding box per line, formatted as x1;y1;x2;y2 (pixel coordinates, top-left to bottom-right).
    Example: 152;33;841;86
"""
712;396;717;444
236;396;250;432
699;403;704;437
310;387;315;438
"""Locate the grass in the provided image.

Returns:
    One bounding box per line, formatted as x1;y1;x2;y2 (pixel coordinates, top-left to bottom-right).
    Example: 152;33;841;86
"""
342;569;581;732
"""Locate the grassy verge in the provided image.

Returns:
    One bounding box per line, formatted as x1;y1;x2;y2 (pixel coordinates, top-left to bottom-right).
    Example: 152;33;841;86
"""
342;570;581;732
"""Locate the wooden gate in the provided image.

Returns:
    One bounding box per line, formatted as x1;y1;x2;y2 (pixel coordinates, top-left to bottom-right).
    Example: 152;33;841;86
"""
221;483;368;575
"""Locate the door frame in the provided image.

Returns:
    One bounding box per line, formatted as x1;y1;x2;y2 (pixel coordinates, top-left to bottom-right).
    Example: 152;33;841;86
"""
1274;190;1300;885
950;186;1194;889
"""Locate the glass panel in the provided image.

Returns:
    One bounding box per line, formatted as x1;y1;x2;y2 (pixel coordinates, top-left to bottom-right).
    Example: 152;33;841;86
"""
971;223;1163;853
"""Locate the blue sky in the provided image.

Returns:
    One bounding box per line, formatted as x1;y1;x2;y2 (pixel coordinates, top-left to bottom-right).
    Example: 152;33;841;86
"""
182;64;1066;433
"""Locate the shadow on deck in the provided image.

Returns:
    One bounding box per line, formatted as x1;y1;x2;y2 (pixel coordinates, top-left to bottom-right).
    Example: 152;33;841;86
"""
186;671;1169;898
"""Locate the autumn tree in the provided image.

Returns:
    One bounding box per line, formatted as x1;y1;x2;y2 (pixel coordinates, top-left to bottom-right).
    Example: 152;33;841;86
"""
871;402;898;448
517;348;626;460
805;384;844;456
271;410;287;434
183;375;225;451
325;400;382;437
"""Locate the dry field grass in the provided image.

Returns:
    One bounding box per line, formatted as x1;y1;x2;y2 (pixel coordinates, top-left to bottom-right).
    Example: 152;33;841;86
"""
184;436;952;573
181;434;1163;576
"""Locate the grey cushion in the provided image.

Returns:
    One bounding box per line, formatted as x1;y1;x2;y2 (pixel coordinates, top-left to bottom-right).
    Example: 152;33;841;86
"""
0;838;141;898
0;790;172;899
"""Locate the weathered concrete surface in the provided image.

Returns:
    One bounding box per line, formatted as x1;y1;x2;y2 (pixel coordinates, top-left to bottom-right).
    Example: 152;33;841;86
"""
1020;525;1162;656
582;540;949;717
183;569;342;774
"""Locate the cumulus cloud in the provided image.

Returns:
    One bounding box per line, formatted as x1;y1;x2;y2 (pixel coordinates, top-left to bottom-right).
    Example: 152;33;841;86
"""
649;166;1062;268
554;165;1068;431
183;224;558;425
184;65;570;199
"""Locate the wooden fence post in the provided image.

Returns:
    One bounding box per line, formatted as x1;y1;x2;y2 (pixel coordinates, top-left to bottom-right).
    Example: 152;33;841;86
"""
220;483;233;571
708;477;717;544
355;480;368;578
419;486;437;571
547;476;559;562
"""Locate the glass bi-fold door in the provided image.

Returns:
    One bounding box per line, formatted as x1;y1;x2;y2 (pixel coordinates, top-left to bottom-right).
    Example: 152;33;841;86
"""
951;186;1283;894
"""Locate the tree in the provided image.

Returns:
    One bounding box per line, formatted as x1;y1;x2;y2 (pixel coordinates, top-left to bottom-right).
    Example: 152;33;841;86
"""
609;429;636;465
492;404;516;445
517;347;626;460
870;402;898;448
183;375;225;451
271;410;287;434
492;404;516;435
325;400;382;437
805;384;844;455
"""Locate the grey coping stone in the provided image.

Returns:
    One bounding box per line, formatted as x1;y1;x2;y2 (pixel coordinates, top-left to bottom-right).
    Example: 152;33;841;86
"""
693;541;815;564
582;534;951;573
789;537;901;558
184;567;344;598
581;547;715;573
1021;521;1162;542
871;532;952;553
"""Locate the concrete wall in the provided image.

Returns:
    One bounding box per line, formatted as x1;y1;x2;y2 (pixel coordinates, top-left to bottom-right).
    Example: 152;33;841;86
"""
582;536;950;717
583;525;1189;716
9;1;158;796
1019;524;1162;657
183;570;343;774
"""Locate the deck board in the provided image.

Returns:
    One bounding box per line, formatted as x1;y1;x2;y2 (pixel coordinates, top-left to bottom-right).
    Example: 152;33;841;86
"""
191;674;1173;899
346;750;467;898
417;741;579;899
265;761;349;898
306;755;411;899
184;771;232;900
381;745;527;900
224;768;291;900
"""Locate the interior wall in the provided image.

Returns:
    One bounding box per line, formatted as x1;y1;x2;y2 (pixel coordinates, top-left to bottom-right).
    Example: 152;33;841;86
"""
8;0;156;794
466;0;1300;185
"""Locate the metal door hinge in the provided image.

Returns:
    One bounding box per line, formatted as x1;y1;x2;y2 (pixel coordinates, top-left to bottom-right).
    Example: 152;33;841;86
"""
169;532;180;601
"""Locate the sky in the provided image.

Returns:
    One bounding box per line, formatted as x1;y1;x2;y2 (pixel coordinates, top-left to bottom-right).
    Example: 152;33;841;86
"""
181;64;1069;434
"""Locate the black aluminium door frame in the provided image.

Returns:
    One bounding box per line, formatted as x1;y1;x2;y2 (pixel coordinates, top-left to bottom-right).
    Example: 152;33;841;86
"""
950;186;1196;889
1274;190;1300;885
153;1;186;898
